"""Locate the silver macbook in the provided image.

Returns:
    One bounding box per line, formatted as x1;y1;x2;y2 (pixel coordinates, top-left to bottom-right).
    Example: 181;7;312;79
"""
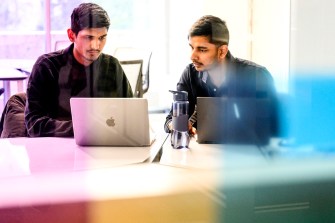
70;98;156;146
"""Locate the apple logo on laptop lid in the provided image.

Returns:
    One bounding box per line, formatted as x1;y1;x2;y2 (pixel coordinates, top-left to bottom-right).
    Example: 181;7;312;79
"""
106;117;116;127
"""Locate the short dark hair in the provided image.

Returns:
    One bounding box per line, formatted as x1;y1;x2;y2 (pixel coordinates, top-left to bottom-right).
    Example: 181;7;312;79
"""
189;15;229;46
71;3;110;35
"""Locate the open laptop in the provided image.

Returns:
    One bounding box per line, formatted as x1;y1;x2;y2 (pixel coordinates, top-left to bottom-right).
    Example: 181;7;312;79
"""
70;98;156;146
196;97;271;146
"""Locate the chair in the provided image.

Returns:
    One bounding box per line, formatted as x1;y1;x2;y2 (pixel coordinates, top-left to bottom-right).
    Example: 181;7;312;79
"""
0;92;27;138
114;47;152;94
54;40;71;51
119;60;143;98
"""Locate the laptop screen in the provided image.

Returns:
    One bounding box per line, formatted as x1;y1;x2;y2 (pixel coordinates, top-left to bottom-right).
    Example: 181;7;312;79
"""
196;97;271;146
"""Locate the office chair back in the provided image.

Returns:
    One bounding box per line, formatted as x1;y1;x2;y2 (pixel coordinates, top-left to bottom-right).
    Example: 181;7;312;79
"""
54;40;71;51
119;60;143;98
114;47;152;94
0;92;27;138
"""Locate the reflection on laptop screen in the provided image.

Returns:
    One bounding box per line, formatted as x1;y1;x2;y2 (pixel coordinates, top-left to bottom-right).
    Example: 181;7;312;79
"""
197;97;271;146
70;98;155;146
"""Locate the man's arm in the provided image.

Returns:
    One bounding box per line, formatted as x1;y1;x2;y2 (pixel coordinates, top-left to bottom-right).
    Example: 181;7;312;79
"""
164;65;196;134
25;59;73;137
256;67;279;137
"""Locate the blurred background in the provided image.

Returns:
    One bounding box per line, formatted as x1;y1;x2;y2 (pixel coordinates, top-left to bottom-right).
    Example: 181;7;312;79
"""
1;0;335;142
1;1;335;221
0;0;291;111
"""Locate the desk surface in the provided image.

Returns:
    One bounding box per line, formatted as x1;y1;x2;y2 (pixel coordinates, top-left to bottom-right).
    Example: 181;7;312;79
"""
0;163;220;223
0;114;222;223
3;136;335;222
0;114;167;178
0;113;221;223
0;59;35;72
159;135;267;170
0;67;28;80
0;137;162;178
4;115;335;222
0;67;30;110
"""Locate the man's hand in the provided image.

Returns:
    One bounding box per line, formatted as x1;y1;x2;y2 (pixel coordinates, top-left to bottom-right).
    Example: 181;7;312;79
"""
167;122;172;132
188;121;197;136
167;121;196;136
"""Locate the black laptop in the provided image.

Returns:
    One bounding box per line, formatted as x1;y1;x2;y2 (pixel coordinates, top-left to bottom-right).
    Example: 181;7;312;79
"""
196;97;272;146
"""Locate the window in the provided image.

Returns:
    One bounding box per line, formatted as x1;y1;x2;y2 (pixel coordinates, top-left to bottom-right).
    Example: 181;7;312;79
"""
0;0;157;59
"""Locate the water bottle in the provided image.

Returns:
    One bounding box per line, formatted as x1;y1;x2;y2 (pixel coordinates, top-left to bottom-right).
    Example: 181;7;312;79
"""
169;90;190;149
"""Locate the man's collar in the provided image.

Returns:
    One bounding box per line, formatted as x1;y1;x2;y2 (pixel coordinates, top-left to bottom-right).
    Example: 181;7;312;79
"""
200;70;209;84
199;50;234;84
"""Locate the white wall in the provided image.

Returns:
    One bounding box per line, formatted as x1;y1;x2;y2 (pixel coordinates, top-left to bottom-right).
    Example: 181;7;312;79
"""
204;0;251;59
105;0;291;109
252;0;290;92
290;0;335;73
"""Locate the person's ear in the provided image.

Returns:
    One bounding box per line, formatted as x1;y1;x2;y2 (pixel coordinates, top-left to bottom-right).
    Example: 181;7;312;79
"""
218;45;228;59
67;29;76;42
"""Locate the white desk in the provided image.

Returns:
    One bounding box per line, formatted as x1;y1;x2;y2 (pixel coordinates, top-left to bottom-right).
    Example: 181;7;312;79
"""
159;135;267;170
0;113;224;223
0;136;164;178
0;59;34;72
159;135;335;222
0;68;28;107
0;114;227;223
0;113;167;177
0;59;34;108
0;163;221;222
0;136;221;223
5;114;335;222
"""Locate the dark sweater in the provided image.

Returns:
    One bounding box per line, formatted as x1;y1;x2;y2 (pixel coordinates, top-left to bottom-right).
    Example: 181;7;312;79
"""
25;44;133;137
165;51;279;136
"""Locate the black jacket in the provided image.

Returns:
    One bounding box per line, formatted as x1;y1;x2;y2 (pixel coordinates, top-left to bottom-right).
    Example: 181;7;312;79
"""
25;44;133;137
164;51;279;136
